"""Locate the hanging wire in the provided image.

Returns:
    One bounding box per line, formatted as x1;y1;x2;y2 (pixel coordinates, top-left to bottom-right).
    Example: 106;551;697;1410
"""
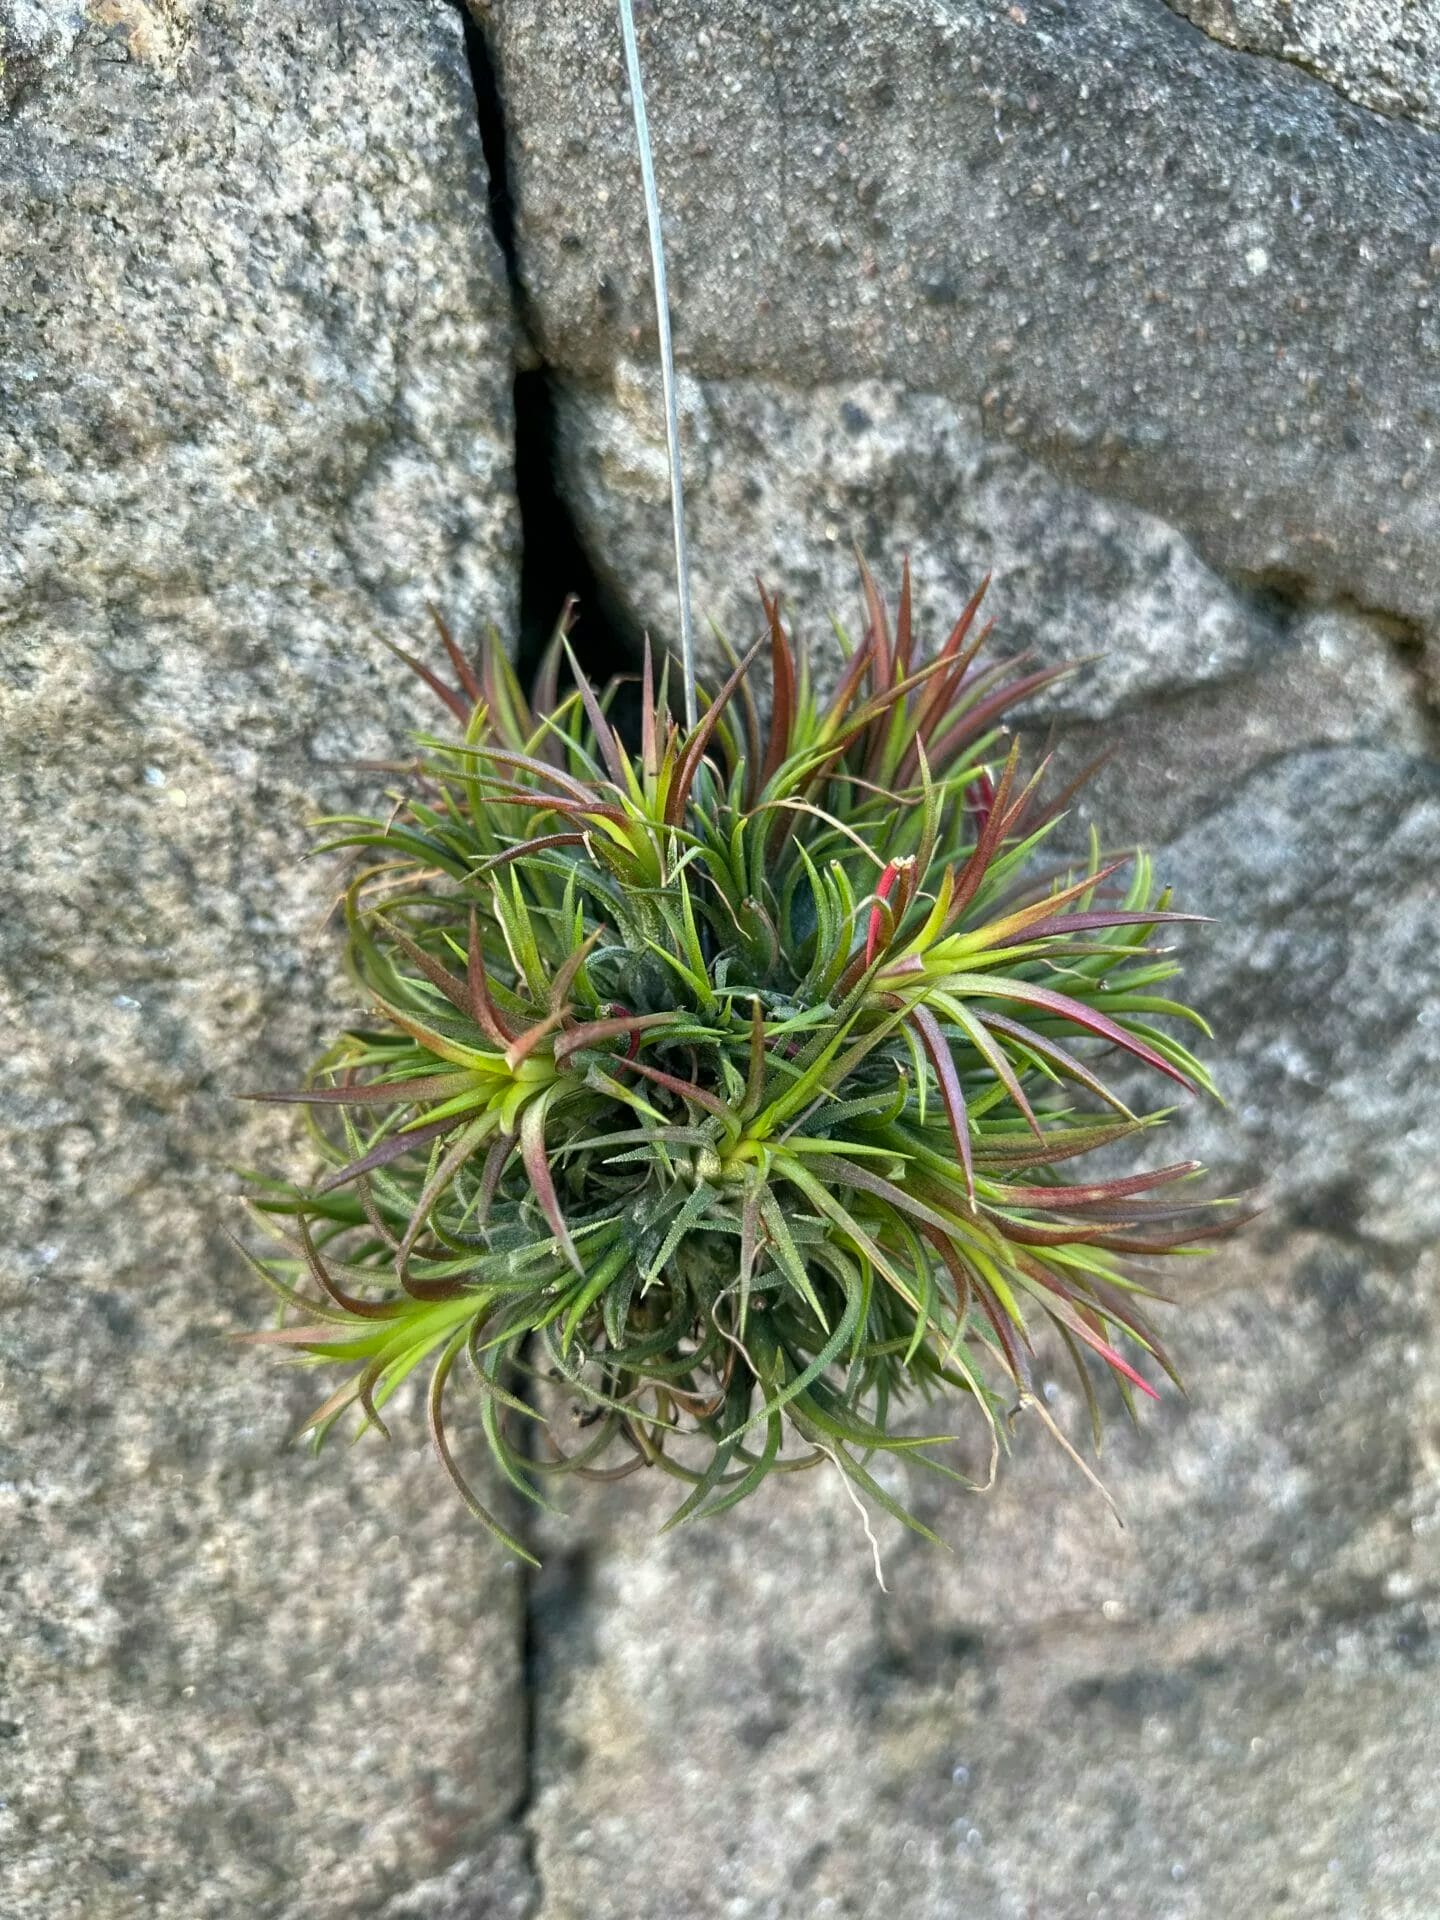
617;0;698;730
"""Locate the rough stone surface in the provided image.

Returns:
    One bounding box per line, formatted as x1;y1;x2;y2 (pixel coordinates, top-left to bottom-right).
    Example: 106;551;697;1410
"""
553;366;1432;721
1136;746;1440;1246
555;365;1440;1248
527;1235;1440;1920
1052;725;1440;1253
6;0;1440;1915
483;3;1440;1912
0;4;529;1917
495;0;1440;642
377;1832;538;1920
555;370;1280;715
1168;1;1440;132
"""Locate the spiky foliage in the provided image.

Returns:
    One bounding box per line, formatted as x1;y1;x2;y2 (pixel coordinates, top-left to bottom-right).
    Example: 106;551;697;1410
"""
241;566;1237;1561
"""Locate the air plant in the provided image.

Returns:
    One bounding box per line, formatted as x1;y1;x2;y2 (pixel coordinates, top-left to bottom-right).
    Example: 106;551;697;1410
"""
239;565;1238;1563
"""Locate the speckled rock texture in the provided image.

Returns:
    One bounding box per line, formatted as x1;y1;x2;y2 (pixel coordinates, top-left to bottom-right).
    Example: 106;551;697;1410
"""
525;1212;1440;1918
487;0;1440;1236
5;0;1440;1916
1167;0;1440;132
495;0;1440;645
0;3;529;1916
483;3;1440;1916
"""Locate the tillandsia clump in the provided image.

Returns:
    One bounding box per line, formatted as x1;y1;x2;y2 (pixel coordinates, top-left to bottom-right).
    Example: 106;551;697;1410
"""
240;564;1239;1563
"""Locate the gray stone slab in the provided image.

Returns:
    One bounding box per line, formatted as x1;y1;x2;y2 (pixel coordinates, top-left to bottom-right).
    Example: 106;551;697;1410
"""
490;0;1440;640
524;1238;1440;1919
0;4;531;1915
1167;1;1440;132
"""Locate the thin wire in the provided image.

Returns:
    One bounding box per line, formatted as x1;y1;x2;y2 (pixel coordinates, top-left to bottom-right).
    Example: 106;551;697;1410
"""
617;0;698;731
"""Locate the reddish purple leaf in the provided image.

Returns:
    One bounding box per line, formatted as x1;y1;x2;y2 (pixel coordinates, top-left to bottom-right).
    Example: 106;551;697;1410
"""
907;1005;975;1203
314;1115;457;1195
666;638;764;826
566;646;630;789
377;919;475;1018
757;583;798;792
926;662;1073;771
382;636;469;723
427;602;484;707
855;551;893;699
246;1071;471;1109
296;1218;402;1321
993;908;1205;948
894;555;915;675
552;1010;679;1067
481;832;586;872
954;975;1197;1092
467;914;519;1048
979;1011;1134;1114
943;738;1022;925
611;1054;732;1119
520;1098;582;1274
1017;1261;1161;1399
992;1164;1203;1210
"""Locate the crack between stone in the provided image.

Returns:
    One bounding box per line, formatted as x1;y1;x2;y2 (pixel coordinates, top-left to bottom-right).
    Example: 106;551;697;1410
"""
514;1545;543;1919
886;1578;1440;1677
549;359;1440;741
430;18;1440;1891
444;8;544;1912
1158;0;1440;142
1225;567;1440;755
1379;622;1440;750
439;13;662;1911
451;0;644;696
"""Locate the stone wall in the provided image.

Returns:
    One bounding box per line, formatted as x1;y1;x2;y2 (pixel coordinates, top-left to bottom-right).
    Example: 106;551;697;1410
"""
0;4;528;1915
2;2;1437;1916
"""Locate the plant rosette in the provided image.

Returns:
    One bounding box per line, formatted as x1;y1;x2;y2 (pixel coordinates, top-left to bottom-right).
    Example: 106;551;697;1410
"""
238;564;1241;1563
